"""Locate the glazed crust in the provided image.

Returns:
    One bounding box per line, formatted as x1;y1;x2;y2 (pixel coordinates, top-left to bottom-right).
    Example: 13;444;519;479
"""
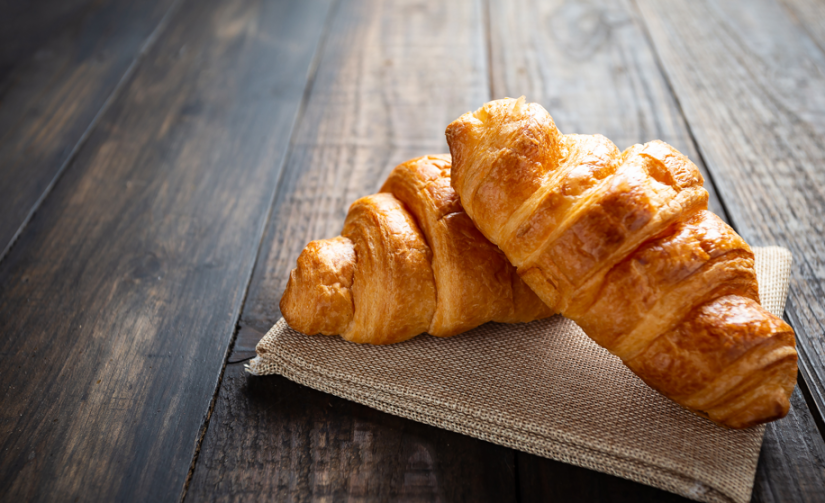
446;97;797;428
280;154;553;345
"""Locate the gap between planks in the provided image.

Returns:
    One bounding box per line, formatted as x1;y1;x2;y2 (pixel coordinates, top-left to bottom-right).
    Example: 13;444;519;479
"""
177;1;342;501
0;0;185;266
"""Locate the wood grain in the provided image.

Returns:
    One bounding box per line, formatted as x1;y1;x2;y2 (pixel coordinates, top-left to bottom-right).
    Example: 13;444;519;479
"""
517;456;691;503
0;0;177;260
490;0;825;500
777;0;825;57
237;0;490;336
636;0;825;437
488;0;726;217
186;0;518;500
188;365;516;502
5;0;820;501
0;0;331;500
1;0;98;78
753;388;825;503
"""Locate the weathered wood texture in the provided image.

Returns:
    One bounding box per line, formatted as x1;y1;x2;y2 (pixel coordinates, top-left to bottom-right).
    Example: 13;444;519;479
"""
490;0;825;500
189;366;516;502
0;0;331;500
778;0;825;55
186;0;519;500
6;0;824;502
752;388;825;503
1;0;98;78
637;0;825;435
488;0;726;215
0;0;177;260
236;0;490;336
517;456;691;503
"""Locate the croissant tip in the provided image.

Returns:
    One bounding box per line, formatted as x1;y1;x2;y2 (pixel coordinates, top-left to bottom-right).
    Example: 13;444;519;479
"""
722;400;791;430
280;237;356;336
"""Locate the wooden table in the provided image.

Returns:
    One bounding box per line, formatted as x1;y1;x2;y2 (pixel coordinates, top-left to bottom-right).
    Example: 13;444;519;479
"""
2;0;824;501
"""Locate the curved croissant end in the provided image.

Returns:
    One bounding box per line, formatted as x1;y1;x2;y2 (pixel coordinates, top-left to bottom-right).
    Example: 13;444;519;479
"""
280;236;355;337
446;97;797;428
280;154;553;345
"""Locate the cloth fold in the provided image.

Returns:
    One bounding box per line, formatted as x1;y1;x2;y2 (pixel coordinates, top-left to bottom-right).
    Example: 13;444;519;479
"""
248;246;793;503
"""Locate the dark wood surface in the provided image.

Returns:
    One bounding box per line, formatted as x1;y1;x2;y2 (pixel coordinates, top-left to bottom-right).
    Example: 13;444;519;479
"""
1;0;825;501
0;0;178;260
0;0;331;500
187;1;522;499
487;0;725;214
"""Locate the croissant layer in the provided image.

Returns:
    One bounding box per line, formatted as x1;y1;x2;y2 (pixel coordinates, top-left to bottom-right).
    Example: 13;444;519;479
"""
446;97;797;428
280;154;552;345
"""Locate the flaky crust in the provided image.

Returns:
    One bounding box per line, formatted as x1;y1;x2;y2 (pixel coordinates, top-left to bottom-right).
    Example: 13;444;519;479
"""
280;154;553;345
446;97;797;428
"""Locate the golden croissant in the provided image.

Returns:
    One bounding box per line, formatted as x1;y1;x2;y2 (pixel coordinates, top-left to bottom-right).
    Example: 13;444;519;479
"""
446;97;797;429
280;154;552;345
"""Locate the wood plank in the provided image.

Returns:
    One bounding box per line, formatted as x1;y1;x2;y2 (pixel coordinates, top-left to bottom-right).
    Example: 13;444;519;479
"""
1;0;94;78
489;0;825;500
189;366;516;502
0;0;178;260
517;456;691;503
777;0;825;57
636;0;825;437
753;388;825;503
0;0;332;500
186;0;518;500
488;0;725;217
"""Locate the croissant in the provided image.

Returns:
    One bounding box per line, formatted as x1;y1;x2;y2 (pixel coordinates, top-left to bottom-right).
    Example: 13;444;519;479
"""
445;97;797;428
280;154;552;345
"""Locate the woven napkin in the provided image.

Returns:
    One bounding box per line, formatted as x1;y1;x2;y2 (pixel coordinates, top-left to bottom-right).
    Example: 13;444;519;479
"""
247;247;793;503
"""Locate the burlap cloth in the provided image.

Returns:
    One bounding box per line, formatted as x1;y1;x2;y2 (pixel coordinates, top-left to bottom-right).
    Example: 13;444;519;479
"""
247;247;793;503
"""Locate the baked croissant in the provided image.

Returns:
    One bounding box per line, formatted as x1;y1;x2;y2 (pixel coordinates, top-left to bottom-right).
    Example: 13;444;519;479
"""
446;97;797;428
280;154;552;345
